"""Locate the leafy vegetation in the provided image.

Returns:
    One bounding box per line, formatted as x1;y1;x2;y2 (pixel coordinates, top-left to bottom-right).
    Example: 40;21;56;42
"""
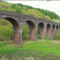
35;8;60;19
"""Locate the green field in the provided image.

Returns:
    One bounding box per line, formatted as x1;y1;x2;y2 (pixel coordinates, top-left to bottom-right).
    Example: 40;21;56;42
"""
1;40;60;57
20;40;60;56
0;41;20;56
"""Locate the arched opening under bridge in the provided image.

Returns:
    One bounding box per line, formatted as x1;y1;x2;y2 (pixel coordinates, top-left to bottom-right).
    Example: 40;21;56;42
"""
22;20;35;42
0;17;20;44
52;25;55;33
37;22;44;39
46;24;51;39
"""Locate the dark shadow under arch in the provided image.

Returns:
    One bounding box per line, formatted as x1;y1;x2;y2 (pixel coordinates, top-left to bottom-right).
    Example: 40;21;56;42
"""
3;17;19;27
56;25;58;29
46;24;51;33
52;25;55;32
26;21;35;29
46;24;51;39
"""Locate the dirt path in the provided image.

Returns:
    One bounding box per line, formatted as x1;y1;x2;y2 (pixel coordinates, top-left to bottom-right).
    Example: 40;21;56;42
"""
53;40;60;43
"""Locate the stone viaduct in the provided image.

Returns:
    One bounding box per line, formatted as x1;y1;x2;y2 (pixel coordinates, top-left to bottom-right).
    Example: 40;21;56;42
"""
0;10;60;45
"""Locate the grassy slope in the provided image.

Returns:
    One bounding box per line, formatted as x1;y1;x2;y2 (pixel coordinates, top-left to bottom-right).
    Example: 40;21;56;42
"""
1;40;60;56
0;1;60;22
20;40;60;56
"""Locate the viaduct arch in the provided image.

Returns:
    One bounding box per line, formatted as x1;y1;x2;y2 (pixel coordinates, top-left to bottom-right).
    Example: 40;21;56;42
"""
0;10;60;45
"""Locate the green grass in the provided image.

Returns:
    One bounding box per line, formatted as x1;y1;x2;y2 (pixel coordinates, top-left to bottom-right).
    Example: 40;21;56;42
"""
0;40;60;57
0;41;20;56
19;40;60;56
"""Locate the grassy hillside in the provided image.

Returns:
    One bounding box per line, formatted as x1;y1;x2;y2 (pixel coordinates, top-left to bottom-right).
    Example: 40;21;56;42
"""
0;1;60;22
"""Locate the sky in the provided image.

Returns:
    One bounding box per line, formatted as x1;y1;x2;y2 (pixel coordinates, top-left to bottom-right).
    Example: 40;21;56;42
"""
6;1;60;16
